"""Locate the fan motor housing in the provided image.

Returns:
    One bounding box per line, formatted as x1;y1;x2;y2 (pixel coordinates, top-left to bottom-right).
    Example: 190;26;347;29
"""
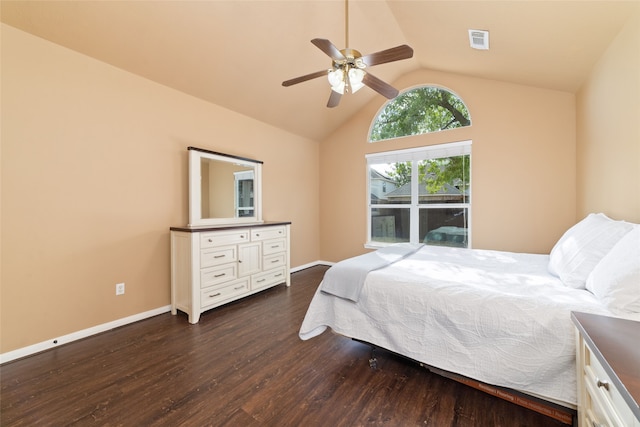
335;48;365;69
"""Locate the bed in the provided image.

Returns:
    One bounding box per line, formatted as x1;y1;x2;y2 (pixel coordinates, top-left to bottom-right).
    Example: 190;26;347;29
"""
299;213;640;422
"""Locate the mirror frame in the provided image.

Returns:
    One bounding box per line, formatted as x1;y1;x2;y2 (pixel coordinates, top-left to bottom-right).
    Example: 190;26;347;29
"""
188;146;263;226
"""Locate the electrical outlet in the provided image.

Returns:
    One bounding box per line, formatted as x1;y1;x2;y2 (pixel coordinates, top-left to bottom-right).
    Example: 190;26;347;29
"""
116;282;125;296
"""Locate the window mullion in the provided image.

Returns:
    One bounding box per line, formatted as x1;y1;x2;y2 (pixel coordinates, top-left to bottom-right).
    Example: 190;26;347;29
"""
410;160;420;244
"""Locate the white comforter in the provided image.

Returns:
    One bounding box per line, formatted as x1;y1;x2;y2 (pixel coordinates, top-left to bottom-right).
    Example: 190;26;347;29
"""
299;245;640;406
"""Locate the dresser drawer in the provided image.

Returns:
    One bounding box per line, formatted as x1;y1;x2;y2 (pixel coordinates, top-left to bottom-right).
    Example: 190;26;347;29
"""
251;226;286;242
201;230;249;248
200;279;249;308
263;253;285;269
200;246;237;268
263;238;286;255
201;264;237;288
252;267;286;291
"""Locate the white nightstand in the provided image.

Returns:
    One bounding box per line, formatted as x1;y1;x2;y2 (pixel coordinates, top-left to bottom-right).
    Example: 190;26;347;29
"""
572;312;640;427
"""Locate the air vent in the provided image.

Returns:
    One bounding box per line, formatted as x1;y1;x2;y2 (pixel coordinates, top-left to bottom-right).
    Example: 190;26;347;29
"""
468;29;489;50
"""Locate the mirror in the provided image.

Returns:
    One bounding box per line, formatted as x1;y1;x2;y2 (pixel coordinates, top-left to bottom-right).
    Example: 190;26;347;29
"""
188;146;263;226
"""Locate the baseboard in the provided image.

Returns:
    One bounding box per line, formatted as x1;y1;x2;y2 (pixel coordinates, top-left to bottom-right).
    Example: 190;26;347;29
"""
290;260;334;273
0;305;171;365
2;262;334;365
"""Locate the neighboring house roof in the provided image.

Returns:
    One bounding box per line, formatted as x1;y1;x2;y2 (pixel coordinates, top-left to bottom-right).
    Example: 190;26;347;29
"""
384;182;463;199
370;169;393;181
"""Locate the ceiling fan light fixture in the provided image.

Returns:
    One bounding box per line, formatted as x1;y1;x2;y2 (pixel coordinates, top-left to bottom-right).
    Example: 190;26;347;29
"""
328;69;346;94
348;68;365;93
327;68;366;95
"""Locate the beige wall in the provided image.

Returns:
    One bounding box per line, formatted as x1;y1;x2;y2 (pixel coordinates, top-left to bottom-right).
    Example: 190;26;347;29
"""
0;25;320;353
319;70;577;261
576;8;640;223
2;7;638;356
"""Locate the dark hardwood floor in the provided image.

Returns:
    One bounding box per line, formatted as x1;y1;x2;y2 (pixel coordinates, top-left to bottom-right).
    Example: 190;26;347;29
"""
1;266;567;426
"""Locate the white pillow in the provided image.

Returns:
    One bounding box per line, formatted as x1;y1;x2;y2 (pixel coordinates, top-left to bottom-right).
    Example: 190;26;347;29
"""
548;213;634;289
586;226;640;314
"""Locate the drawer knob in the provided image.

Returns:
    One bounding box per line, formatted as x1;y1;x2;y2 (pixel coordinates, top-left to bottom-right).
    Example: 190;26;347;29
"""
596;379;610;391
209;292;221;298
214;273;226;278
208;238;213;242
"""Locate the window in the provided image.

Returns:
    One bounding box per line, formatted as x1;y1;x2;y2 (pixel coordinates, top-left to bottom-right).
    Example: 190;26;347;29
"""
369;86;471;142
234;170;255;217
366;85;472;248
367;142;471;248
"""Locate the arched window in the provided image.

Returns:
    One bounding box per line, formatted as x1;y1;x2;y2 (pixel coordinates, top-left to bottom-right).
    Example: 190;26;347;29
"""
369;86;471;142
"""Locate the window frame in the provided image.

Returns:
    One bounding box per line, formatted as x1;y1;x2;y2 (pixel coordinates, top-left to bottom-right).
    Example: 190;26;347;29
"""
365;141;472;249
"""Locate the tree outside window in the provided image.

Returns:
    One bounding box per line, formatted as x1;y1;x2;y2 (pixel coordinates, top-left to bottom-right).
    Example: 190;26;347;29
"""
369;86;470;142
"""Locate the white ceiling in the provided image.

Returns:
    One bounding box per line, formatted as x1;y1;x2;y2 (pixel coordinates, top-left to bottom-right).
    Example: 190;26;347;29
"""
1;1;637;141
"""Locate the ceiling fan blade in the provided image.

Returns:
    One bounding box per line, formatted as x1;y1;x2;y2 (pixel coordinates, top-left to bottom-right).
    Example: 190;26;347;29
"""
282;69;328;87
360;45;414;67
327;90;342;108
311;38;345;61
362;73;399;99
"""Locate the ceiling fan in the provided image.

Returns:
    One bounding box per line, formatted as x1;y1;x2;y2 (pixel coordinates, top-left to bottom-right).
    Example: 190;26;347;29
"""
282;0;414;108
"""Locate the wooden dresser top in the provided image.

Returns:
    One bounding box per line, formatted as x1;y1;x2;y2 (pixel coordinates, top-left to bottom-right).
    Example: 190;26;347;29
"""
572;311;640;421
170;221;291;233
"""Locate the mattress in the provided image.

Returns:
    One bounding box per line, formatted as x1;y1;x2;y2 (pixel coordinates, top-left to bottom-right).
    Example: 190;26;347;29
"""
299;245;640;406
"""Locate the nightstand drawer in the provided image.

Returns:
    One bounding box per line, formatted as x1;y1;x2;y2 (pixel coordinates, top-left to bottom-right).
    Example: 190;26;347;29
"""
584;377;621;426
584;343;635;427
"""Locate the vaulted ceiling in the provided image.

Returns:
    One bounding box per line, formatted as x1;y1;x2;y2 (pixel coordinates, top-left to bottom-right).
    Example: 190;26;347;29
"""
2;1;636;141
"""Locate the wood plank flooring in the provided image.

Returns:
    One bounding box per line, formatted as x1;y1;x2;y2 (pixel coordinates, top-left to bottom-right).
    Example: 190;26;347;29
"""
1;266;567;426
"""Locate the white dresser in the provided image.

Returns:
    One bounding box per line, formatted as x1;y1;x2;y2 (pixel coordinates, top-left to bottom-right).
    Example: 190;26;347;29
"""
572;312;640;427
170;222;291;323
